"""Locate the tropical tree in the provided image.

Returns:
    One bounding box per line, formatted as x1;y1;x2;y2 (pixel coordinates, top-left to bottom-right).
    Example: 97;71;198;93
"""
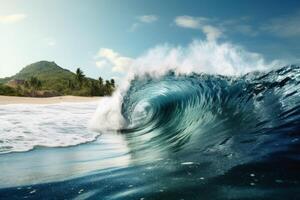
110;79;115;88
90;81;99;96
68;79;75;89
98;77;103;87
75;68;85;88
29;77;42;89
105;80;111;87
103;80;112;95
24;81;30;88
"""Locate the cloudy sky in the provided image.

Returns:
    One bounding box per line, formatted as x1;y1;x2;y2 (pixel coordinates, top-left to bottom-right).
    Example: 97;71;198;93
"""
1;0;300;79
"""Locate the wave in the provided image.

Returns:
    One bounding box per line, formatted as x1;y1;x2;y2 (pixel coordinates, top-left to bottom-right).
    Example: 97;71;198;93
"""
90;40;285;132
85;61;300;199
90;39;300;186
92;65;300;169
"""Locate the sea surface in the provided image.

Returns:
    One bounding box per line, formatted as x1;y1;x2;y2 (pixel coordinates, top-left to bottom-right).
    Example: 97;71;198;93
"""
1;65;300;200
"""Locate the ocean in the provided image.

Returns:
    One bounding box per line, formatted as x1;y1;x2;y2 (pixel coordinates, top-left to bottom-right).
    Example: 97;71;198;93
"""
0;65;300;199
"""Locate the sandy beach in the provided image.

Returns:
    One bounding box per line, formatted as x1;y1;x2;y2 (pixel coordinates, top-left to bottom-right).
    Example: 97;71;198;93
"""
0;95;101;105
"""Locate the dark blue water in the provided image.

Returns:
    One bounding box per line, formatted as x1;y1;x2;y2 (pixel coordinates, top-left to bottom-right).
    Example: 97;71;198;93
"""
1;65;300;200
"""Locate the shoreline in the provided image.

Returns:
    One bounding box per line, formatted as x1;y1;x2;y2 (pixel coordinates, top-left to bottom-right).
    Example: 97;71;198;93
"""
0;95;101;105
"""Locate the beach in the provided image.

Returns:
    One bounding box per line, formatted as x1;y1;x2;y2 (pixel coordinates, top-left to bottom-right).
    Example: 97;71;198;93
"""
0;95;101;105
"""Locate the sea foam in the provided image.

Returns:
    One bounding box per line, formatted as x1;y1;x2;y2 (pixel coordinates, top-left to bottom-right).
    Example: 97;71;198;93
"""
0;102;99;154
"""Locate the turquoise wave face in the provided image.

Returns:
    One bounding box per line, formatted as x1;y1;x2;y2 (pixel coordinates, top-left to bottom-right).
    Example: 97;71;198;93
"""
121;65;300;167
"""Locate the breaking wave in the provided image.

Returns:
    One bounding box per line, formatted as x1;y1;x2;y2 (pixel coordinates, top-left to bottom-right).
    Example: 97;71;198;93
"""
90;40;299;175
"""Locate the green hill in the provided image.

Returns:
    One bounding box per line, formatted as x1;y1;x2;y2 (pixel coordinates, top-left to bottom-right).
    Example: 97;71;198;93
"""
9;61;76;92
13;61;74;80
0;61;115;97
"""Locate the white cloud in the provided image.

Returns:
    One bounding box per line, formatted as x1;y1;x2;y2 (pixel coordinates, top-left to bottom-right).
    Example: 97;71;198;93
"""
97;48;119;60
111;57;133;72
129;14;158;32
138;15;158;23
202;25;222;41
174;16;222;41
0;14;27;24
95;48;133;73
96;60;109;68
262;11;300;37
174;16;206;29
175;16;259;38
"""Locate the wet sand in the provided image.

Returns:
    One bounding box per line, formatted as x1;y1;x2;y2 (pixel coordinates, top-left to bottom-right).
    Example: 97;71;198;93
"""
0;95;101;105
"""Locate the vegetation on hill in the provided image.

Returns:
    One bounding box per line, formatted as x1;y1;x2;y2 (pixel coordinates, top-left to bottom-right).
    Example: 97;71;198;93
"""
0;61;115;97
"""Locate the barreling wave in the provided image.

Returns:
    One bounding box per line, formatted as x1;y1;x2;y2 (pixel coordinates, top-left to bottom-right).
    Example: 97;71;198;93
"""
89;40;300;184
90;40;284;133
121;65;300;158
92;65;300;170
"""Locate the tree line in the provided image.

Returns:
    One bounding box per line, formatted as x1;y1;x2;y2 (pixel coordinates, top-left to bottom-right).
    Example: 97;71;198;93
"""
0;68;116;97
72;68;115;96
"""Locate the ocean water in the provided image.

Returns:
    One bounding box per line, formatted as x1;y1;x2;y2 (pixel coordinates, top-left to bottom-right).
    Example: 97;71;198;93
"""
0;65;300;200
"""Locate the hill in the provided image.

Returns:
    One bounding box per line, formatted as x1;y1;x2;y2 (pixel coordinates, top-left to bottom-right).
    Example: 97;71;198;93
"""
0;61;70;83
0;61;115;97
13;61;74;80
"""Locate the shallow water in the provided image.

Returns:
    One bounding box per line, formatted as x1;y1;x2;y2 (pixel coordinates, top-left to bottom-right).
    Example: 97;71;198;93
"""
0;102;100;154
0;135;130;188
1;66;300;200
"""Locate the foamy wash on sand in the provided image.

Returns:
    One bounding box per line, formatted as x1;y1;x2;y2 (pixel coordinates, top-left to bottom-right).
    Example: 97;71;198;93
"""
1;40;300;199
0;102;99;154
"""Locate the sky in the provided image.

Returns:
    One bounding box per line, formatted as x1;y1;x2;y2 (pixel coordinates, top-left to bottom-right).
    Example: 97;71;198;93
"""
1;0;300;80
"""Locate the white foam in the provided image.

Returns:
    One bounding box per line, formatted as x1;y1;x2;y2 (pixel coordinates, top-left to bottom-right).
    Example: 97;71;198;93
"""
132;40;281;76
89;91;126;131
181;162;194;165
0;102;99;154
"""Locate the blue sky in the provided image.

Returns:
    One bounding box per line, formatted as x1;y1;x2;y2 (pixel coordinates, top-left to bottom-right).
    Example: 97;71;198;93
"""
1;0;300;80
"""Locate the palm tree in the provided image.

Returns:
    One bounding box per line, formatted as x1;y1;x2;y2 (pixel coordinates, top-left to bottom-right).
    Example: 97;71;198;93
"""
110;79;115;88
75;68;85;88
98;77;103;87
